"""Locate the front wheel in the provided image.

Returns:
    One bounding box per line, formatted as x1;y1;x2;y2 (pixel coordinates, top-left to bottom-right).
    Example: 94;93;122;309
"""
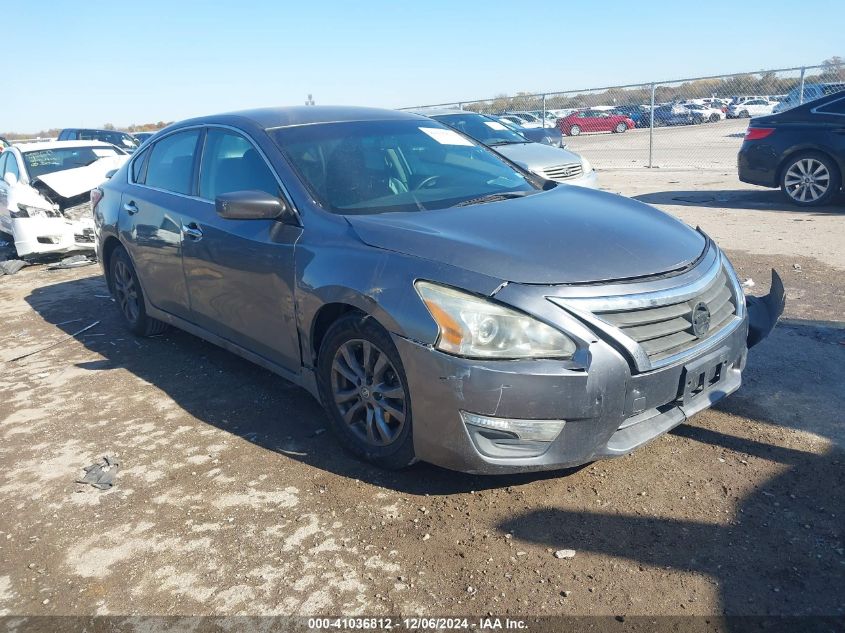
709;113;720;123
568;124;581;136
318;314;415;470
780;152;840;207
109;246;168;336
614;122;627;133
739;110;750;118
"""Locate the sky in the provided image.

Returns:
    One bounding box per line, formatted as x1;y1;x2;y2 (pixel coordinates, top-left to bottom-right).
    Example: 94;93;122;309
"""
4;0;843;132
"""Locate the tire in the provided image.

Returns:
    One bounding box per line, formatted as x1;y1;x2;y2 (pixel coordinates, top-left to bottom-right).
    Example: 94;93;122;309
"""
693;115;704;125
613;122;627;133
709;113;720;123
739;110;750;118
568;124;581;136
317;313;416;470
779;152;840;207
109;246;168;336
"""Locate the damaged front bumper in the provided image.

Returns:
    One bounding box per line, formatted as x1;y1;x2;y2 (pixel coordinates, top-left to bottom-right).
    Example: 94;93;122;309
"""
11;215;96;258
394;268;784;475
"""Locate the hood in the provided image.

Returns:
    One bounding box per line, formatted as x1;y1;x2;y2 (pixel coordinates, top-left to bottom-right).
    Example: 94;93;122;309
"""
34;156;128;200
495;142;583;173
347;186;706;285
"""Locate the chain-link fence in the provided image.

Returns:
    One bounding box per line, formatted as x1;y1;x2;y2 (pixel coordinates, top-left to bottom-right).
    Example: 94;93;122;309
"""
403;64;845;170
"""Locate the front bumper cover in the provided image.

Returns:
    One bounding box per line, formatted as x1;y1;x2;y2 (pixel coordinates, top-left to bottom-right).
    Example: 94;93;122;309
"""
395;269;784;475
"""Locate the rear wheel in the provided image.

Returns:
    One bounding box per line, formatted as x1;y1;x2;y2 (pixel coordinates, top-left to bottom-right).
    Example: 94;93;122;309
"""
317;314;415;470
110;246;168;336
568;124;581;136
780;152;840;207
614;122;627;133
709;113;720;123
739;110;750;118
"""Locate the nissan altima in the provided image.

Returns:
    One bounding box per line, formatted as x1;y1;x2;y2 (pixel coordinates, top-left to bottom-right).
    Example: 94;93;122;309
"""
92;106;784;474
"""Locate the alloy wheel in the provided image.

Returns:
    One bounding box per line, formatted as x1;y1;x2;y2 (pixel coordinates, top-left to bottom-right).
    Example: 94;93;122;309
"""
113;259;140;323
330;339;406;447
784;158;830;203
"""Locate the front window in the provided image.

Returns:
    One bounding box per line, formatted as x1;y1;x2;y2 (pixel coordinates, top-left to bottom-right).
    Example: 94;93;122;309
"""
22;146;123;180
432;113;528;146
272;119;535;215
199;129;280;200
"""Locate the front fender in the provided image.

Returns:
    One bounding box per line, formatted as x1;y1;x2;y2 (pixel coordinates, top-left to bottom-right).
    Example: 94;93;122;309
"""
294;238;504;365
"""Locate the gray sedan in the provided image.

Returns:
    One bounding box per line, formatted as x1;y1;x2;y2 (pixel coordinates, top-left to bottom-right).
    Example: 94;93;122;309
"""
93;106;783;474
413;109;597;188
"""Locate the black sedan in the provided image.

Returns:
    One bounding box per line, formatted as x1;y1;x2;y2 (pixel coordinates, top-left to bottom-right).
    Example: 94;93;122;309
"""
738;91;845;206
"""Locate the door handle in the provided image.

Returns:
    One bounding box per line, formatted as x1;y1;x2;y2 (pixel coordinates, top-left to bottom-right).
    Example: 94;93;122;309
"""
181;223;203;241
123;201;139;215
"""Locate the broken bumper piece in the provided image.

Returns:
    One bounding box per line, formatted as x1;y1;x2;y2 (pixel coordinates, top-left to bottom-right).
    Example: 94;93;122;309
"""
745;269;786;348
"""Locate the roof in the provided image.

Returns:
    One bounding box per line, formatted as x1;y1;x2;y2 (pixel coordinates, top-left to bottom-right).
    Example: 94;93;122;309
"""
15;140;117;153
173;106;426;131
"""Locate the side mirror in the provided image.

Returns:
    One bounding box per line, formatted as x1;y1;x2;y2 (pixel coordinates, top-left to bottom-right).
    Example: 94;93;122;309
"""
105;169;118;179
3;172;17;187
215;190;295;223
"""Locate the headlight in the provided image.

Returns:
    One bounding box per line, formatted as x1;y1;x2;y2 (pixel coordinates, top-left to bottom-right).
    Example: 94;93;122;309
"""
12;203;50;218
580;155;593;173
415;281;576;359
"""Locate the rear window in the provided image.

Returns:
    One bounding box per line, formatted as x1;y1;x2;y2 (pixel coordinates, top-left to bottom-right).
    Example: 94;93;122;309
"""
22;146;122;179
144;130;201;195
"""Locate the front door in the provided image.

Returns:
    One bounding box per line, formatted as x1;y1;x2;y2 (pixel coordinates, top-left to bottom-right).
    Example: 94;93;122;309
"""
180;127;302;372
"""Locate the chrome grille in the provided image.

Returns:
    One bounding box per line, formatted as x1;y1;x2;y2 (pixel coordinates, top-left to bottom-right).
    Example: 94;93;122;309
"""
594;269;737;362
543;162;583;181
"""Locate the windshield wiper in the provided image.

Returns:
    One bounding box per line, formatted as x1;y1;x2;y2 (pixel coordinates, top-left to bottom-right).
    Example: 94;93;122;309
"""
487;140;525;146
453;191;533;207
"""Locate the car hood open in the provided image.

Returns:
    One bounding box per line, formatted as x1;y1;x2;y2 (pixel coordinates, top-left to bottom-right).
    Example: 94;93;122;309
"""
347;186;707;285
34;156;128;200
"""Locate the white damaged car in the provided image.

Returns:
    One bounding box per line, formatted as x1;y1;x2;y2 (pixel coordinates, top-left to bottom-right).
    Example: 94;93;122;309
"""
0;141;129;258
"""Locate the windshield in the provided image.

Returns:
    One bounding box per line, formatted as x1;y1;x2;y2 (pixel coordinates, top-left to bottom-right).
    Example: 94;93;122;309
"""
432;113;528;146
272;119;535;215
22;146;123;179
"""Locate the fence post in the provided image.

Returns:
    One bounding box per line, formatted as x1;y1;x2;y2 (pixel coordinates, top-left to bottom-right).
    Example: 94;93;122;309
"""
458;102;464;110
542;94;547;127
798;67;806;105
648;82;656;168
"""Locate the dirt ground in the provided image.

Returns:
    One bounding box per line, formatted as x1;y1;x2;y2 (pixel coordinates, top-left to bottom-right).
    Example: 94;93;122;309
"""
0;170;843;625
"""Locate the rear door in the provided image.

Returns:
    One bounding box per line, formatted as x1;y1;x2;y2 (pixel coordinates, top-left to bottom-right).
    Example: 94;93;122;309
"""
179;126;302;371
119;128;204;319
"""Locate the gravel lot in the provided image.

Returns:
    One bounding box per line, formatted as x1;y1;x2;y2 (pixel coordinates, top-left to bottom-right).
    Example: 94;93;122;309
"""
0;169;843;624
